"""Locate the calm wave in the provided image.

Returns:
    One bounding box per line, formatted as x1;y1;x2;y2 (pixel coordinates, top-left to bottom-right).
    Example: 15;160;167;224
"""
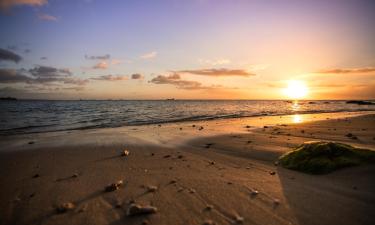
1;100;374;135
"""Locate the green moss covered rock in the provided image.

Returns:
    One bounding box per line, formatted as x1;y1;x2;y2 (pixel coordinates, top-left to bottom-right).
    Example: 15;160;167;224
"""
278;141;375;174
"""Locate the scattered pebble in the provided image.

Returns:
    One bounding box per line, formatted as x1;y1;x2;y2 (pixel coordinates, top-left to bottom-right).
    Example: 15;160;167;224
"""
273;199;280;205
205;204;214;211
264;126;269;128
126;203;158;216
203;219;215;225
346;133;353;138
122;150;130;156
170;179;177;184
245;125;251;128
269;171;276;175
192;125;196;127
147;185;158;192
142;219;150;225
189;188;196;194
28;141;35;145
105;180;123;192
209;161;215;165
163;155;171;158
32;174;40;178
251;190;259;196
71;173;79;178
56;202;75;213
234;214;244;224
178;155;184;159
199;126;204;130
301;130;305;133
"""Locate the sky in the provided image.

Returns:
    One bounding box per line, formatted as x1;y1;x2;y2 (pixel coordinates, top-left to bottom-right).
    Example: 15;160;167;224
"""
0;0;374;100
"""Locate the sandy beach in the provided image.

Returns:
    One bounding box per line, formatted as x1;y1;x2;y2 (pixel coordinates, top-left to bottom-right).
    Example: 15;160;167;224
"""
1;112;375;225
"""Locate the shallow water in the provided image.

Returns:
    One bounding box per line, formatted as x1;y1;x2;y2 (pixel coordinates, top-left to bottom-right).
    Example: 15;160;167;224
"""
0;100;374;135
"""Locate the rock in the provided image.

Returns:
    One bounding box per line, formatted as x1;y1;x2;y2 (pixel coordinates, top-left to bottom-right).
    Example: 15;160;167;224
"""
170;179;177;184
209;161;215;165
251;190;259;196
178;155;184;159
126;203;157;216
273;199;280;205
32;174;40;178
56;202;75;213
234;215;244;224
28;141;35;145
245;125;251;128
163;154;171;158
189;188;196;193
147;185;158;192
346;133;353;138
105;180;123;192
71;173;79;178
205;204;214;211
203;219;215;225
269;171;276;175
122;150;130;156
199;126;204;130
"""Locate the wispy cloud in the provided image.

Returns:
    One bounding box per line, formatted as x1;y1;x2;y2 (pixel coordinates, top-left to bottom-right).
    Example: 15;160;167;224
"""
0;0;47;10
92;61;108;69
0;48;22;63
0;66;88;86
150;73;223;90
91;74;128;81
85;54;110;60
316;67;375;74
177;68;255;77
140;51;157;59
38;13;57;21
198;58;231;66
131;73;144;80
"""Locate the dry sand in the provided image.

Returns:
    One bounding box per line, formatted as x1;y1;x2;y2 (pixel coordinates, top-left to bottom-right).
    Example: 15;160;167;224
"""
0;112;375;225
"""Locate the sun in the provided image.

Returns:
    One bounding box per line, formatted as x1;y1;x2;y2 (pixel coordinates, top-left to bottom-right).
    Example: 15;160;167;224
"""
283;80;308;99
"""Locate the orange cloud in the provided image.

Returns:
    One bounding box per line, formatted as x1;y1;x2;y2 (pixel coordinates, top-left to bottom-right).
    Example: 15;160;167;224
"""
38;13;57;21
316;67;375;74
0;0;47;10
93;61;108;69
178;68;255;77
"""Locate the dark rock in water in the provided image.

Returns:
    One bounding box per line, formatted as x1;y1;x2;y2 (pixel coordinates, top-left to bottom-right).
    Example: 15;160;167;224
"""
56;202;75;213
126;203;157;216
346;100;374;105
278;141;375;174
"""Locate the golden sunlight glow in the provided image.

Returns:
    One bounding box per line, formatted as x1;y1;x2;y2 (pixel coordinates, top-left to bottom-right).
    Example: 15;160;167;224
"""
292;114;302;123
284;80;308;99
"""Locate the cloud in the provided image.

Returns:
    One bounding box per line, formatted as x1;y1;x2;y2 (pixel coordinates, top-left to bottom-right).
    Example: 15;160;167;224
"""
0;66;88;86
0;48;22;63
198;58;231;66
91;74;128;81
40;56;47;60
178;68;255;77
92;61;108;69
29;65;72;78
140;51;157;59
85;54;110;60
316;67;375;74
0;0;47;10
150;73;220;90
38;13;57;21
131;73;144;80
0;68;32;83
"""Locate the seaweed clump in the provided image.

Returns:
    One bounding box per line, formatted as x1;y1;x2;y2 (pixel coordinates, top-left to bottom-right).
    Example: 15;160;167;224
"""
278;141;375;174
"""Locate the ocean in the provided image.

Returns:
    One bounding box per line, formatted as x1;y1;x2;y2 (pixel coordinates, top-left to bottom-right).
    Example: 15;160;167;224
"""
1;100;374;135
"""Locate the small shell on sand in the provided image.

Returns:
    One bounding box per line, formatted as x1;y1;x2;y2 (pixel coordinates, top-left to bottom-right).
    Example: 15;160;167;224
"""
105;180;123;192
122;150;130;156
56;202;75;213
126;203;158;216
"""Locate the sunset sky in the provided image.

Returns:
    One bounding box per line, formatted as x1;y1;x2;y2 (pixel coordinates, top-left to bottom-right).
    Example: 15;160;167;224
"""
0;0;374;100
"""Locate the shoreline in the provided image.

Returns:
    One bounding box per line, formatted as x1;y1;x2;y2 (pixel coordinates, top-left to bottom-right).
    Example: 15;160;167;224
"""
0;112;374;225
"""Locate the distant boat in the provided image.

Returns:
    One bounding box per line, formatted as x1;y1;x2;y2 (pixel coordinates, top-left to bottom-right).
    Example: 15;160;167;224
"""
166;98;175;100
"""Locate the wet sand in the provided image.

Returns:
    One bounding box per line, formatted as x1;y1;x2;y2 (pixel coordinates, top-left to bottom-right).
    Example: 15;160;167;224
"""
0;112;375;225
